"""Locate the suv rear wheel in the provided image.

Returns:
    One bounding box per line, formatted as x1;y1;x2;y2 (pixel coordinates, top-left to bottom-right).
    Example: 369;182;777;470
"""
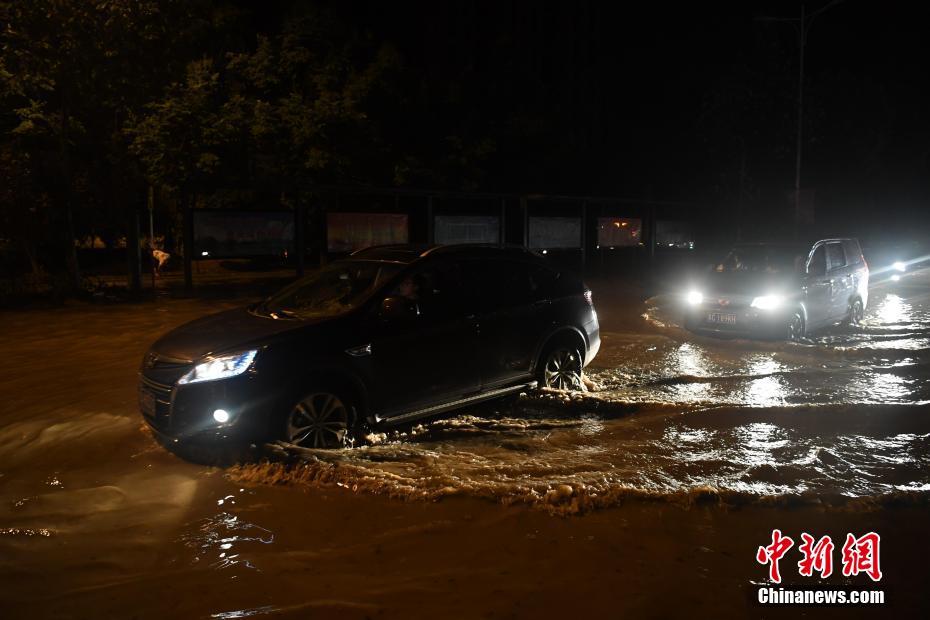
539;346;583;390
846;298;864;326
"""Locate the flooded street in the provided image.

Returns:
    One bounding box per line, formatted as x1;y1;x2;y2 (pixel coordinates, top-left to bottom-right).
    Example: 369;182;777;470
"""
2;270;929;618
255;269;930;511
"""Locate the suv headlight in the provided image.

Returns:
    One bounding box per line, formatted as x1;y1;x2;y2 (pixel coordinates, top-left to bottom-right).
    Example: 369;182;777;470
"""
178;350;258;385
751;295;783;310
686;290;703;305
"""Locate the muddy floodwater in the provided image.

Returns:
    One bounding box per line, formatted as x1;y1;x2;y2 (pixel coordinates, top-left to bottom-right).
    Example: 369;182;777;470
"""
2;270;929;618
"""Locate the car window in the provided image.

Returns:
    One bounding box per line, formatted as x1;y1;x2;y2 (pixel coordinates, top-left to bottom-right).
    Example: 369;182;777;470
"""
842;239;863;266
390;260;471;319
467;260;532;311
526;264;559;301
262;260;402;319
808;245;826;276
826;242;847;271
530;263;582;299
715;246;806;274
463;259;581;312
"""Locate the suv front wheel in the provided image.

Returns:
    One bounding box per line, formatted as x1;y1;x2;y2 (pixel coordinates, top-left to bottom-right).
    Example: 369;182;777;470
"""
284;390;361;449
787;312;805;342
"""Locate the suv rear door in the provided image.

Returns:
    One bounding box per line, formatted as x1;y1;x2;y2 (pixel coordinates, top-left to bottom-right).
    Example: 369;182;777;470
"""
471;259;557;389
804;242;831;328
842;238;869;309
825;241;852;320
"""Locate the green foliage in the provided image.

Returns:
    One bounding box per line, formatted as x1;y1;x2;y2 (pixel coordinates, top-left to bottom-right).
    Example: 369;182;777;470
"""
0;0;204;281
0;1;494;288
126;8;401;196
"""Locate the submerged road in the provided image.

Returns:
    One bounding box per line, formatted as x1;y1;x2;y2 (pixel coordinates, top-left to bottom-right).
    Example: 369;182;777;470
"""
1;268;928;618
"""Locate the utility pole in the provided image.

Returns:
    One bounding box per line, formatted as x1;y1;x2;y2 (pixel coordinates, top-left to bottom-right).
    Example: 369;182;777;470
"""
759;1;845;238
794;3;806;240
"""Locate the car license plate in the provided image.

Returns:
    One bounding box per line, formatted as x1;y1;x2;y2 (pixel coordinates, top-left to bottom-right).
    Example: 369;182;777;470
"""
139;389;156;417
707;312;737;325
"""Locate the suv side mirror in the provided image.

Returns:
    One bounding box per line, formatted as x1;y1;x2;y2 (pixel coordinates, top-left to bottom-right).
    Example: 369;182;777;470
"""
380;296;419;320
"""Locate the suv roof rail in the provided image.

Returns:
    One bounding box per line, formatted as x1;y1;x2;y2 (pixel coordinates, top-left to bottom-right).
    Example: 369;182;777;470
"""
421;243;539;257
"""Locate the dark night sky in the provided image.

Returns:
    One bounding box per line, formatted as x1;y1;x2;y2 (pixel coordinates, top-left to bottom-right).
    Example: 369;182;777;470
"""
323;1;929;238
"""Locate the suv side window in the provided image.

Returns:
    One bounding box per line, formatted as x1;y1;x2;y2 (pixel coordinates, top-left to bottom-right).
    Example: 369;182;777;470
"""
826;242;847;271
534;263;582;299
392;260;470;319
527;263;574;301
473;259;582;311
470;259;535;311
808;245;826;276
842;239;863;266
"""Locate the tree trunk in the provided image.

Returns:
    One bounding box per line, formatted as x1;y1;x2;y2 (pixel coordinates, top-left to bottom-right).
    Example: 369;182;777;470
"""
183;191;194;293
59;85;81;290
126;206;142;293
20;238;41;277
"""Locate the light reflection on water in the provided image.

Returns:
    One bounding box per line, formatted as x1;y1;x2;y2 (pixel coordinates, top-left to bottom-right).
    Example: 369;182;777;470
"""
180;501;275;571
211;606;278;619
734;423;788;466
744;357;786;407
864;371;910;403
874;294;912;326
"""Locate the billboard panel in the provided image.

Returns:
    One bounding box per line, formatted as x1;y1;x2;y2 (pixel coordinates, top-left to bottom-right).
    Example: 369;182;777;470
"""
528;217;582;249
597;217;642;247
327;212;408;252
193;210;294;258
434;215;500;245
656;220;694;249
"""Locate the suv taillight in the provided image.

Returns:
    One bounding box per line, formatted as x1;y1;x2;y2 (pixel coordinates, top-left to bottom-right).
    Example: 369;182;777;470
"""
583;289;593;306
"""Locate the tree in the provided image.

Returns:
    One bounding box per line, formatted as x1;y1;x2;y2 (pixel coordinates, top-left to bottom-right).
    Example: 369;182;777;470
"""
126;7;402;202
0;0;207;290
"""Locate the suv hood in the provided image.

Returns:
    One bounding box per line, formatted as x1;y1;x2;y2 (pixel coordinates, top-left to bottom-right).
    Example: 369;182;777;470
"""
701;271;799;297
150;307;307;362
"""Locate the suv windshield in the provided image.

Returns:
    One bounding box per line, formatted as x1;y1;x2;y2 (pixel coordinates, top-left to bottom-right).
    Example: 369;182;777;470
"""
259;260;403;319
714;245;806;274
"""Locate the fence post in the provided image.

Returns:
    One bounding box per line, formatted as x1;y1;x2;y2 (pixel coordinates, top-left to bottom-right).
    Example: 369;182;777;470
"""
580;200;587;274
500;197;506;246
427;195;434;244
183;196;193;293
295;200;306;277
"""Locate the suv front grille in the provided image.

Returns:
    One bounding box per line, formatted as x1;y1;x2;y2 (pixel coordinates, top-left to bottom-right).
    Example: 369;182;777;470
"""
139;374;174;430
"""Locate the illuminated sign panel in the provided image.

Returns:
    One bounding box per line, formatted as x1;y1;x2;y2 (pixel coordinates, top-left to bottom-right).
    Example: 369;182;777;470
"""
434;215;500;245
596;217;641;247
327;213;409;252
528;217;582;249
193;210;294;258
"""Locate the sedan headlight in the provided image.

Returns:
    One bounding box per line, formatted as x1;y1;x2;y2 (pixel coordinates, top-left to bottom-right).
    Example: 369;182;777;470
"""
686;290;704;305
178;350;258;385
751;294;784;310
893;261;906;272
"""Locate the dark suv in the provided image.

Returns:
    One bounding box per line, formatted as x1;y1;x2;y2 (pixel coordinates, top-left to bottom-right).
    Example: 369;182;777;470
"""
139;245;600;450
684;239;869;340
